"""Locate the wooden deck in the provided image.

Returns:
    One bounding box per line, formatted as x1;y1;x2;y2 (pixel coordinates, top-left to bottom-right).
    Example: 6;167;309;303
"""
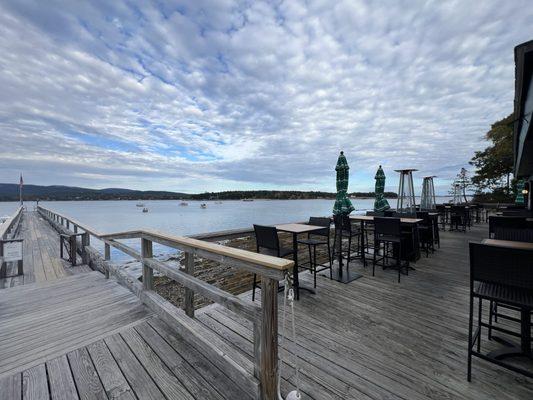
0;211;90;288
196;224;533;400
1;211;533;399
0;213;255;399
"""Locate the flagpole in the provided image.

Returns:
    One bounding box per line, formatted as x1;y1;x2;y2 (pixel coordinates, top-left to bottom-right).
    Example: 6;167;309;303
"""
19;174;23;206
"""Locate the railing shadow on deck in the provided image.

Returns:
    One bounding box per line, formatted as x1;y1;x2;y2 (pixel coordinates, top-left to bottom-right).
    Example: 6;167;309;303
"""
37;205;292;400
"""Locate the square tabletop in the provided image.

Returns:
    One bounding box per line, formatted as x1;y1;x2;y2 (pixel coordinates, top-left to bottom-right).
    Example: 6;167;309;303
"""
481;238;533;251
349;215;423;224
275;223;327;234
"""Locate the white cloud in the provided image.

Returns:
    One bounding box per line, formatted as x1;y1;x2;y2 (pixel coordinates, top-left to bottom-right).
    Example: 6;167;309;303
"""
0;0;531;193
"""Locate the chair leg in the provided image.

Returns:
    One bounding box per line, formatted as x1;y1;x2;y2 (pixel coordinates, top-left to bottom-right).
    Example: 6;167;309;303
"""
477;298;482;352
313;245;317;288
326;241;333;279
467;294;474;382
488;300;493;340
372;239;378;276
347;236;352;264
252;274;257;302
397;243;402;283
308;245;313;274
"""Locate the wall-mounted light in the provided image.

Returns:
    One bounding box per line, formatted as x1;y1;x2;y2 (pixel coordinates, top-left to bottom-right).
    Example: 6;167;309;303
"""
522;189;529;195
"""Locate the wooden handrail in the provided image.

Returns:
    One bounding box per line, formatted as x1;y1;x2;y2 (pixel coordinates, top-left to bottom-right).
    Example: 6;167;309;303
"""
38;206;293;277
0;206;23;240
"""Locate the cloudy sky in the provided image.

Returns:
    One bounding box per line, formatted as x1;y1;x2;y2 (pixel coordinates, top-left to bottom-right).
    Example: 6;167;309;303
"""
0;0;531;194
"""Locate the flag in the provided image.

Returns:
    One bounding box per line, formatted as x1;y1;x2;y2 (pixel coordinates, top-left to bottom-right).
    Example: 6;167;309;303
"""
20;174;23;187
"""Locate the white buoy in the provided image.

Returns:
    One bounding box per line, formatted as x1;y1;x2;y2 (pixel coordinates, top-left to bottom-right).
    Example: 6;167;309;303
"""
285;390;301;400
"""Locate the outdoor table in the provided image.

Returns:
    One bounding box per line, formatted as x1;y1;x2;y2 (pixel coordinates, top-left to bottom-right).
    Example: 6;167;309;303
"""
275;223;325;300
349;215;423;268
482;238;533;359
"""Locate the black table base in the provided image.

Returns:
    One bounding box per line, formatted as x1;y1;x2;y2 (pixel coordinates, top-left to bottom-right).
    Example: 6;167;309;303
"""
323;263;362;283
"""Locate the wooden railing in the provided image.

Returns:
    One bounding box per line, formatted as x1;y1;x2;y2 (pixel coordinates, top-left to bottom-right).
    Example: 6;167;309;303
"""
37;205;292;400
0;206;24;278
0;206;23;240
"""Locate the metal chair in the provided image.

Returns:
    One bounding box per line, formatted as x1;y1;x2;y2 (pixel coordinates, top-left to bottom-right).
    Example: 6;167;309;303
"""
416;211;434;257
467;242;533;380
332;214;361;266
252;225;294;301
297;217;332;287
489;216;533;242
450;206;467;232
372;217;409;283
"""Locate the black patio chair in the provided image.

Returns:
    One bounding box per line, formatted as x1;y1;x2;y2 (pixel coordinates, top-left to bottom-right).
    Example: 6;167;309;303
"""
489;216;533;242
416;211;434;257
450;206;467;232
468;242;533;380
332;214;361;265
372;217;409;283
252;224;294;301
364;211;385;253
436;204;448;230
297;217;332;287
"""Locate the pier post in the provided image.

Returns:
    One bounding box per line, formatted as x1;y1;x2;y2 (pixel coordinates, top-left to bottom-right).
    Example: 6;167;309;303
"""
141;238;153;290
81;233;90;264
183;252;195;317
259;276;279;400
70;234;77;266
104;243;110;278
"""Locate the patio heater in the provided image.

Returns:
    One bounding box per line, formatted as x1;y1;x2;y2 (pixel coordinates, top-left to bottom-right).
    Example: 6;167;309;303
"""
395;169;417;213
420;176;437;210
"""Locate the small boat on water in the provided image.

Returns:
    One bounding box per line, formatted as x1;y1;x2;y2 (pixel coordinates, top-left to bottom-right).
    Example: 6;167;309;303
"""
242;199;254;202
136;203;145;207
179;202;188;206
215;201;222;204
142;207;149;213
200;203;207;209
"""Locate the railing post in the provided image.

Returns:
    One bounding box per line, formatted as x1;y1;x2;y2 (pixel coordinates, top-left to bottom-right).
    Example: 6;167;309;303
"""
259;276;279;400
70;234;77;266
104;243;110;278
141;238;153;290
81;232;89;264
74;225;78;234
66;220;70;230
183;252;195;318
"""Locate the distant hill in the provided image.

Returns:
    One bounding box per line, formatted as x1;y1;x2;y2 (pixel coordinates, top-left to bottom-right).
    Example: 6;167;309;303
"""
0;183;397;201
0;184;187;201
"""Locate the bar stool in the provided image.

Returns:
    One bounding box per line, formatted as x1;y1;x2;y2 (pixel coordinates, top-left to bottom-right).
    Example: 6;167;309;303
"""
297;217;332;287
332;214;361;266
373;217;408;283
251;224;294;301
468;242;533;380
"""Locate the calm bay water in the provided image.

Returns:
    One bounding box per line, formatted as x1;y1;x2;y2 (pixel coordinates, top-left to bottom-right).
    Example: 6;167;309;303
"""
0;197;454;261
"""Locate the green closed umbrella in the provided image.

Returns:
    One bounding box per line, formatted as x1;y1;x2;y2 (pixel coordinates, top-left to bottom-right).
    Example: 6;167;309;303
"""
333;151;355;216
516;179;525;205
374;165;391;212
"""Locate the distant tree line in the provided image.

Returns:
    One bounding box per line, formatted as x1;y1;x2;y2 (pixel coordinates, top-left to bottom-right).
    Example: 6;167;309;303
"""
0;183;398;202
189;191;398;200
